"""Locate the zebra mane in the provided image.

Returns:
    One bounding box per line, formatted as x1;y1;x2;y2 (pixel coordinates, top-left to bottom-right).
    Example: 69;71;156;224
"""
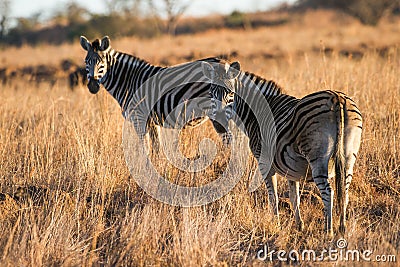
117;51;153;66
195;57;223;63
92;39;101;50
241;71;284;96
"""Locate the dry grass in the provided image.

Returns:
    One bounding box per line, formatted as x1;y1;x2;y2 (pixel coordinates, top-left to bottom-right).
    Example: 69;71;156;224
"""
0;10;399;266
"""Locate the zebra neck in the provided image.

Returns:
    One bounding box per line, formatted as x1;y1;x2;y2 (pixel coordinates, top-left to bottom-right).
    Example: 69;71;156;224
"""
101;51;164;111
236;92;298;134
239;72;283;98
234;72;284;114
234;73;299;133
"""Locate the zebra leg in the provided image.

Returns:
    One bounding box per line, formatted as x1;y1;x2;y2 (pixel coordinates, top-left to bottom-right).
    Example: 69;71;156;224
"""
340;150;357;234
148;124;161;153
267;173;279;225
259;163;279;225
340;92;362;234
248;156;264;192
136;131;151;157
288;180;304;231
311;162;334;237
341;127;362;234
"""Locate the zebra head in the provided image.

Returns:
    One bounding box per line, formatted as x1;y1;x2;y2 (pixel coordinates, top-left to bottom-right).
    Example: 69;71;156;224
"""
201;61;241;123
80;35;111;94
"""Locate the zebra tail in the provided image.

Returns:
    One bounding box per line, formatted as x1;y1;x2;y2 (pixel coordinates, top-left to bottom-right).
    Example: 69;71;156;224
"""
334;95;346;234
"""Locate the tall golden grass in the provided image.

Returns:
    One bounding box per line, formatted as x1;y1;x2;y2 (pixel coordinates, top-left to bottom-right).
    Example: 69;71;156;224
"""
0;10;399;266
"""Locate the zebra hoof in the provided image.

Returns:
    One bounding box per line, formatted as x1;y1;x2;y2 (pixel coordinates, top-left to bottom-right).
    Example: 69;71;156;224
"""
339;224;346;235
326;229;334;240
297;220;304;231
275;216;281;229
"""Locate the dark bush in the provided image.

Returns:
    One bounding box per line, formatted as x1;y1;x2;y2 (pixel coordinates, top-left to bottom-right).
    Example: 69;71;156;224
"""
225;10;250;28
295;0;396;25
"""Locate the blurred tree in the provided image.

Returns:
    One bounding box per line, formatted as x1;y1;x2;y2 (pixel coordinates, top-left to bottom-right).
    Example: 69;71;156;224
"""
103;0;144;16
65;2;90;23
5;13;42;46
225;10;252;29
295;0;396;25
14;13;41;31
147;0;191;35
53;2;90;25
0;0;11;38
345;0;394;25
163;0;190;35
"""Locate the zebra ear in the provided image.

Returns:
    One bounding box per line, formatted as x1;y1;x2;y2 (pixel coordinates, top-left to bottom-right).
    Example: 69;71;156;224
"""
227;61;241;79
80;36;91;51
99;36;110;51
202;62;216;81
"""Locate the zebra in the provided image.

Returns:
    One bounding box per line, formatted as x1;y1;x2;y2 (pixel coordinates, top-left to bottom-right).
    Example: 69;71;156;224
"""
79;35;234;155
202;61;362;236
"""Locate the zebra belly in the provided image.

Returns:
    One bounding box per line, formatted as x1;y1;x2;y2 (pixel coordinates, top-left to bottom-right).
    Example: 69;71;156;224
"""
273;143;310;181
151;97;212;129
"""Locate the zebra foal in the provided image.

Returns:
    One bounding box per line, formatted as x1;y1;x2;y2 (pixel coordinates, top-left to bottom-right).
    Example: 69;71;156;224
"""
202;61;362;236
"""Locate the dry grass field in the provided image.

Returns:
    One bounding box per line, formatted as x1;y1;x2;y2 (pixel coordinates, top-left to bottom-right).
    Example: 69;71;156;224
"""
0;10;399;266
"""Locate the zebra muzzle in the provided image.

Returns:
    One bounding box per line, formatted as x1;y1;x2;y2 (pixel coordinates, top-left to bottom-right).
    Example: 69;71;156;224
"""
87;78;100;94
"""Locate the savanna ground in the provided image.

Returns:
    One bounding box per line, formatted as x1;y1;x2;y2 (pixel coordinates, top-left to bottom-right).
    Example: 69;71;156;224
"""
0;10;399;266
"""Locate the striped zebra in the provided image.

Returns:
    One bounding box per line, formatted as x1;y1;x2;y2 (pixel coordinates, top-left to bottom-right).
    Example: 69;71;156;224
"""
79;35;234;154
202;61;362;236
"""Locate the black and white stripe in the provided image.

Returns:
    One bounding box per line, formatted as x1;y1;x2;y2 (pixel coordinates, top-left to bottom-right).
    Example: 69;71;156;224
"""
80;36;233;152
203;61;363;236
